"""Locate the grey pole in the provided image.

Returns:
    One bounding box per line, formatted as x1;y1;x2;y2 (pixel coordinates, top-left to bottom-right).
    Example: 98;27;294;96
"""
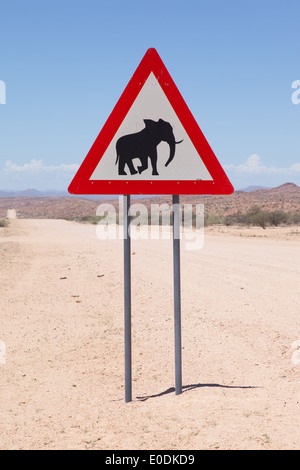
123;194;132;403
172;194;182;395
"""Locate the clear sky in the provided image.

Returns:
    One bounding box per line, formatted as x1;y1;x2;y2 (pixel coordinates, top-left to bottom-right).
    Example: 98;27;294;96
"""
0;0;300;191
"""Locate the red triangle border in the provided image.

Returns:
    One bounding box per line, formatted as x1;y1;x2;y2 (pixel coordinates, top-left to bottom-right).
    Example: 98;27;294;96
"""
68;48;234;195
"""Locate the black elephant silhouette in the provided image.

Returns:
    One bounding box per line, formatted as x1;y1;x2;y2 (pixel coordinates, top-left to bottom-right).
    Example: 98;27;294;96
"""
115;119;183;176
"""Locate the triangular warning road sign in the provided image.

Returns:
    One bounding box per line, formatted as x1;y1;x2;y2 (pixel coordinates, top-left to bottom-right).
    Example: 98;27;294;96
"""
68;48;233;195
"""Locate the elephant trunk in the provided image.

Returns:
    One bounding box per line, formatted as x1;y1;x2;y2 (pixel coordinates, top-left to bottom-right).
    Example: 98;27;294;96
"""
165;137;183;167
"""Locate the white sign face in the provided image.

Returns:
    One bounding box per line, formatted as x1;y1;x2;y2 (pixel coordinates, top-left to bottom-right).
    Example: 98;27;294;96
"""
90;73;213;181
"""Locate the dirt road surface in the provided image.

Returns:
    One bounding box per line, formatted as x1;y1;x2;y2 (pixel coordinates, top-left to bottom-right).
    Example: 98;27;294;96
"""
0;219;299;450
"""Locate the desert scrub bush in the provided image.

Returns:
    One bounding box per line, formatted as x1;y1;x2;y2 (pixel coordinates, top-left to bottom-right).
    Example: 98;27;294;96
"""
204;213;224;226
288;211;300;224
71;215;109;224
243;206;270;229
224;207;300;228
268;210;288;226
0;219;8;227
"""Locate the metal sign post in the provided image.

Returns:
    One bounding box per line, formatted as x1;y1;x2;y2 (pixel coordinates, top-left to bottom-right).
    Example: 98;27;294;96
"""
172;195;182;395
123;195;132;403
123;194;182;402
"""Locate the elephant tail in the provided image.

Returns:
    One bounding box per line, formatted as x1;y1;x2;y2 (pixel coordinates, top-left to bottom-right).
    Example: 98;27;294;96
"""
115;152;119;166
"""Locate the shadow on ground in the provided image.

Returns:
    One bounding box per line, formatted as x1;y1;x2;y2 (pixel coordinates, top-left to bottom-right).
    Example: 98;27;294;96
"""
136;382;258;401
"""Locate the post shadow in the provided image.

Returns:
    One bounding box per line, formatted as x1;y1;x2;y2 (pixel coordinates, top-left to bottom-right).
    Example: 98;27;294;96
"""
136;382;259;401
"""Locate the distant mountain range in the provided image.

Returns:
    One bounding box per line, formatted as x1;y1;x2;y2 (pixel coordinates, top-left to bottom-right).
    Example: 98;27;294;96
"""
0;188;66;198
236;182;300;194
0;189;101;199
237;185;269;192
0;183;299;198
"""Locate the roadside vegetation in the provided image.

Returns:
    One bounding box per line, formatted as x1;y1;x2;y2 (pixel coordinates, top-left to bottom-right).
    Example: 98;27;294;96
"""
203;206;300;229
69;205;300;230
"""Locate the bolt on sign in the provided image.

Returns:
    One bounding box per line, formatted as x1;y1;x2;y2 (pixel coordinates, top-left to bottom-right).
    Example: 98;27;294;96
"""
69;48;233;402
68;48;233;196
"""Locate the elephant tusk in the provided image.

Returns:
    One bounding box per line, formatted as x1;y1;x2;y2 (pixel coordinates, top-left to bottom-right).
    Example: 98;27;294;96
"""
175;139;183;144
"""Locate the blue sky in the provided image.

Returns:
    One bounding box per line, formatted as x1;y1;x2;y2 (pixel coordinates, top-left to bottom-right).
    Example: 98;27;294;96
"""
0;0;300;191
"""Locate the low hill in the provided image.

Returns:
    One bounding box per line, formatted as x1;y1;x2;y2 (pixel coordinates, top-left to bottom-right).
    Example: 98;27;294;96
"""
0;183;299;220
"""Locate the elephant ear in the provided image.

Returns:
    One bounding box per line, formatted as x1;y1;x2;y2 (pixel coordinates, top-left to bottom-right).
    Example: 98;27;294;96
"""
143;119;156;128
158;118;167;125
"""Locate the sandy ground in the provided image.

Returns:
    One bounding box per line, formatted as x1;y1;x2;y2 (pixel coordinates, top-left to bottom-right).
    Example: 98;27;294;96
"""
0;218;300;450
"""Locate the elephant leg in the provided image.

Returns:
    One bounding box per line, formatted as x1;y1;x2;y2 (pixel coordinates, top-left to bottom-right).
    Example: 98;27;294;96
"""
118;158;127;175
149;149;159;175
137;157;149;174
118;157;137;175
126;159;138;175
